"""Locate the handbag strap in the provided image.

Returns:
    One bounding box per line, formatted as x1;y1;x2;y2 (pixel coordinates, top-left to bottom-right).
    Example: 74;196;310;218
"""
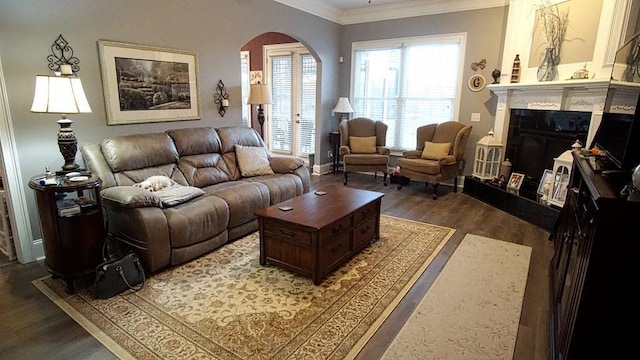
115;256;146;291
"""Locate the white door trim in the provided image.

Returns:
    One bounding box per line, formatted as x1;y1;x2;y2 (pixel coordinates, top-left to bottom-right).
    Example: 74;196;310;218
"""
0;56;36;263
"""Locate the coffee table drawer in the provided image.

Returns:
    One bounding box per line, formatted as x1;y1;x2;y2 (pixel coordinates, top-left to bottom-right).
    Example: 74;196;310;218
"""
354;201;379;224
319;233;350;270
319;216;352;243
263;221;311;246
353;216;377;250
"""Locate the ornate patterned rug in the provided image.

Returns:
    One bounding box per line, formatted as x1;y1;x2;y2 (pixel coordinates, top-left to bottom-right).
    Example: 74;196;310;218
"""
33;215;454;360
381;234;532;360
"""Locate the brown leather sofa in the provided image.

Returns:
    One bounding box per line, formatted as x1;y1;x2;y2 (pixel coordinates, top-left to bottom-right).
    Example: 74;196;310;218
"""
81;126;310;273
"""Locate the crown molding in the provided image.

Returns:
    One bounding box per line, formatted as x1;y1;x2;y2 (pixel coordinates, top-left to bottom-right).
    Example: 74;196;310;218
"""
273;0;509;25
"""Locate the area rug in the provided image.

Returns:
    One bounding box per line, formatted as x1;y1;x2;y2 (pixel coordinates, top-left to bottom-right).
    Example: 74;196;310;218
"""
33;215;454;360
381;234;532;360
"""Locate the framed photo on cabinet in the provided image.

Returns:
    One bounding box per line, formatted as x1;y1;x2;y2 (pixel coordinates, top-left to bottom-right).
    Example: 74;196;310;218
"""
507;172;525;191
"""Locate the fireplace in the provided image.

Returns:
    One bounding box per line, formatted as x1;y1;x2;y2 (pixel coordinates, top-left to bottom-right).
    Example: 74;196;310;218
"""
505;109;591;200
463;81;609;230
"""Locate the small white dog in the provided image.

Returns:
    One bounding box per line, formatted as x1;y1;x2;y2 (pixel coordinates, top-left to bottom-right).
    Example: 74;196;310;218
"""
132;175;176;192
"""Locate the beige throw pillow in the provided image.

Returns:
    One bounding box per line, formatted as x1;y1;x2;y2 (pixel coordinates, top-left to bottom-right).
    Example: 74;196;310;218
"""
235;144;274;177
349;136;377;154
421;141;451;160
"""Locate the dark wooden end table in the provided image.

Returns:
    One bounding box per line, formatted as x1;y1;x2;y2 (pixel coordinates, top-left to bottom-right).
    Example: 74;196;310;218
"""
255;185;384;285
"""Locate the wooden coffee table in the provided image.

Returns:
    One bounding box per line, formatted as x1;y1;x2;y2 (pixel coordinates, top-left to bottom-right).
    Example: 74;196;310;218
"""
255;185;384;285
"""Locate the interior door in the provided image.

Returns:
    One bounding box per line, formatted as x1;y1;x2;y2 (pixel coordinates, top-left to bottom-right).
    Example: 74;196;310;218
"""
265;44;316;158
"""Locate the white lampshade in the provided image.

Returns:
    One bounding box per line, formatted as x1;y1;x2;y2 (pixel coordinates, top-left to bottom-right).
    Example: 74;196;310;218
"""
31;75;92;114
333;97;354;113
247;83;272;105
30;72;92;172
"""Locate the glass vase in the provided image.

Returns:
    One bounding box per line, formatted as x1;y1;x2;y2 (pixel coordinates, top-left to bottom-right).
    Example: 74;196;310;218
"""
537;48;558;82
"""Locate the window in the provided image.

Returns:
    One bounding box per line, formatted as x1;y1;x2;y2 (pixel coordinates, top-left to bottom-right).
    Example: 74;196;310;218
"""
351;34;466;151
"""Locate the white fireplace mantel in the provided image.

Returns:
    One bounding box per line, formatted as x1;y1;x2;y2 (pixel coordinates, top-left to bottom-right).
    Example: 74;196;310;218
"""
488;79;610;147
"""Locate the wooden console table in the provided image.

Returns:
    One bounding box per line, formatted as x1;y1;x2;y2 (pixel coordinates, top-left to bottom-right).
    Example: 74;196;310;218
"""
255;185;384;285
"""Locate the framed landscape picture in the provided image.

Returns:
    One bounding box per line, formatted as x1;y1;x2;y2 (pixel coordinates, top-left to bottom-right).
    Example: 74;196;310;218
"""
98;40;200;125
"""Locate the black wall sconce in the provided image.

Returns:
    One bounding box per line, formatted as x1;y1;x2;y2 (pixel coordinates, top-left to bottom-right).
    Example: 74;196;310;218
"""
213;80;229;117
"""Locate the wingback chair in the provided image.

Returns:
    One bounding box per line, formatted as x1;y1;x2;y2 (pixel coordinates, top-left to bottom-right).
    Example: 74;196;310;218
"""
397;121;472;199
339;117;390;186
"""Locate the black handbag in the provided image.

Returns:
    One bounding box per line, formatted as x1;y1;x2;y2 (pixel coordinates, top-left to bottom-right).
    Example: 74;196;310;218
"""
93;251;146;299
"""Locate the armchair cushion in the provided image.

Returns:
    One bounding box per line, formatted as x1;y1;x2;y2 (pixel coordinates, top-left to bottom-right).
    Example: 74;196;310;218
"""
421;141;451;160
349;136;377;154
235;144;274;177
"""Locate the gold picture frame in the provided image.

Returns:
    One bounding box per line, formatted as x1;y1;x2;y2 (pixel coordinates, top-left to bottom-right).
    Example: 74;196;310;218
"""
98;40;200;125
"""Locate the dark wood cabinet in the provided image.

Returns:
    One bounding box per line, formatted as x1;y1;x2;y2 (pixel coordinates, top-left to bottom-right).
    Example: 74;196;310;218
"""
549;153;637;359
29;175;105;293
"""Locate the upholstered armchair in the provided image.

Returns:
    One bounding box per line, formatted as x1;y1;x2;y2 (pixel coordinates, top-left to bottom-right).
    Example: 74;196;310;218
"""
397;121;472;199
339;117;390;186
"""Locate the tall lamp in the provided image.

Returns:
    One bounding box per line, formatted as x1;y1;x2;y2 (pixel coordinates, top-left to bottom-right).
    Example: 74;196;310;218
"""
333;97;354;122
247;82;272;136
30;34;92;173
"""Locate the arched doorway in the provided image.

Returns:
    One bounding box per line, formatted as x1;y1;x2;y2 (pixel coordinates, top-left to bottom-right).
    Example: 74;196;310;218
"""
241;33;318;164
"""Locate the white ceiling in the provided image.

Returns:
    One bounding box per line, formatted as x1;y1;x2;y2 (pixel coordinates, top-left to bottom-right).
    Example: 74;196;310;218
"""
273;0;509;25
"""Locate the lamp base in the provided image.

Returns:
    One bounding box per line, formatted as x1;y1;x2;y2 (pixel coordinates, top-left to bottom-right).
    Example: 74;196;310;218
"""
57;116;79;172
257;105;265;138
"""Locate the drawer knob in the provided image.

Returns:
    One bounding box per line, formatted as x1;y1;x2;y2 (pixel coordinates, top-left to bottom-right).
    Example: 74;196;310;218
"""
360;226;370;234
331;224;344;234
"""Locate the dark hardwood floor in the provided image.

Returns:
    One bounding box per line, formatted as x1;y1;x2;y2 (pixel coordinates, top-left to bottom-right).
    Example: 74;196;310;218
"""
0;172;552;360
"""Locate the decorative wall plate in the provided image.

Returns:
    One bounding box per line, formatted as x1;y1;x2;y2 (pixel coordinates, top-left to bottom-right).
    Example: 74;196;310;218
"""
468;74;486;92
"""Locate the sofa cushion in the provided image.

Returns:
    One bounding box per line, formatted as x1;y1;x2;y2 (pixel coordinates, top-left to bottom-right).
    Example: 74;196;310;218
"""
162;195;229;249
349;136;377;154
102;133;179;172
241;174;304;205
235;144;274;177
202;181;270;228
269;156;305;174
421;141;451;160
155;185;206;207
167;127;222;156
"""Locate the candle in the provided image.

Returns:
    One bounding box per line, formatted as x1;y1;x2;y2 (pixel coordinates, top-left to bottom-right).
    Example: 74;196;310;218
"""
60;64;72;75
222;99;229;107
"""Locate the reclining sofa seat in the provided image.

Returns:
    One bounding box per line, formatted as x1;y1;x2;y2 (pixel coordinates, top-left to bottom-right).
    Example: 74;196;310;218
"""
80;126;310;273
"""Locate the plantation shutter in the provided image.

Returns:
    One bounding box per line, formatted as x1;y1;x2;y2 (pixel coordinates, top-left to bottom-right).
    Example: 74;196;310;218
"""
271;55;292;153
240;51;250;127
297;54;316;155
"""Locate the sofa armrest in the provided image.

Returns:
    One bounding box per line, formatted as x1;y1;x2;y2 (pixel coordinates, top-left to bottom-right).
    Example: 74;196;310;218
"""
268;156;305;174
101;186;162;208
377;146;391;155
402;150;422;159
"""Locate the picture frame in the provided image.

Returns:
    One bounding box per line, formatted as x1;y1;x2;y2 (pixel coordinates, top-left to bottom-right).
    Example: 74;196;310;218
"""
98;40;200;125
507;172;525;191
537;169;553;195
